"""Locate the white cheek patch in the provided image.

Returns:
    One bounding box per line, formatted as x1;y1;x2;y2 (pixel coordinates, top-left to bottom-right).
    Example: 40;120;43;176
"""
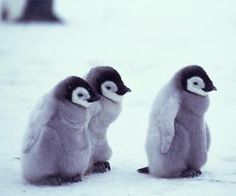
187;77;208;96
101;81;123;103
102;89;123;103
102;81;118;92
71;87;91;108
73;99;91;108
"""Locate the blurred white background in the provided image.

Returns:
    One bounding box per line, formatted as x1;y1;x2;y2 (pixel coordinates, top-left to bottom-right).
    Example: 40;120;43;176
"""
0;0;236;195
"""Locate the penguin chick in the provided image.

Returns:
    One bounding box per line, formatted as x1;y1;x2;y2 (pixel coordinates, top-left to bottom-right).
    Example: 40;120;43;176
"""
1;0;61;22
22;76;99;185
17;0;62;23
139;65;216;178
85;66;131;173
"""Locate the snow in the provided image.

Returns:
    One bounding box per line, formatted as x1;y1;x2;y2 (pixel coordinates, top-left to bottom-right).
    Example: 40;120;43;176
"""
1;0;236;195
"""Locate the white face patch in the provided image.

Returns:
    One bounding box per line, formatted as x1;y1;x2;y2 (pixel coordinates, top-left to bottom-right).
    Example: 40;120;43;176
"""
101;81;123;103
187;76;208;96
71;87;91;108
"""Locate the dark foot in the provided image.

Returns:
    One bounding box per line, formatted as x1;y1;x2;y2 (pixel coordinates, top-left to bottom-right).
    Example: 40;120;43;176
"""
47;14;62;23
181;169;202;178
137;167;149;174
70;174;82;183
16;14;62;23
46;175;62;186
61;174;82;183
93;161;111;173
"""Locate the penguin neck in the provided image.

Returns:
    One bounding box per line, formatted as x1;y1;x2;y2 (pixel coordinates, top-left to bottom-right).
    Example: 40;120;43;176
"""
99;96;122;123
57;100;89;129
181;91;209;116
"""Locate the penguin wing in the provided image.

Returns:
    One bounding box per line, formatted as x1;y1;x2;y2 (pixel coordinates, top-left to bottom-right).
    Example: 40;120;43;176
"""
205;123;211;151
157;96;180;154
23;94;58;153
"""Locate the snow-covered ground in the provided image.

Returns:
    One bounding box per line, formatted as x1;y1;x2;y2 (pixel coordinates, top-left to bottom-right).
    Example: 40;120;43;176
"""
1;0;236;195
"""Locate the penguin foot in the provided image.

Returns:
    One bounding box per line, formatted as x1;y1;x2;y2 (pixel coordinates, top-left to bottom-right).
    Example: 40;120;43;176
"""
61;174;82;183
46;175;63;186
137;167;149;174
181;169;202;178
93;161;111;173
70;174;82;183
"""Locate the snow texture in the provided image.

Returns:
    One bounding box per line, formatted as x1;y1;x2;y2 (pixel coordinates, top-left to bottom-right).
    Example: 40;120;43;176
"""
0;0;236;195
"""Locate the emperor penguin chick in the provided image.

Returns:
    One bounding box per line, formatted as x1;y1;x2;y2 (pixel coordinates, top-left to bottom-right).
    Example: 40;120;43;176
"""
22;76;99;185
138;65;216;178
85;66;131;173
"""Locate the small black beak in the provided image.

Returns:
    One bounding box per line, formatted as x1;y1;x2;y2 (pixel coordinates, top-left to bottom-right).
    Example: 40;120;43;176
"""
117;85;131;95
125;87;132;93
203;83;217;92
87;95;100;102
212;85;217;91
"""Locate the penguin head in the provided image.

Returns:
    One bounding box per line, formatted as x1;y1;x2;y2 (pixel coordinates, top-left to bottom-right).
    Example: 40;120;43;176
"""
54;76;100;108
178;65;217;96
86;66;131;103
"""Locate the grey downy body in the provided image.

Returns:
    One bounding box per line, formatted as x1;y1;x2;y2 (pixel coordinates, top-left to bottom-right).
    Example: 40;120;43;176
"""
87;95;122;172
85;66;131;173
22;76;98;185
140;65;216;178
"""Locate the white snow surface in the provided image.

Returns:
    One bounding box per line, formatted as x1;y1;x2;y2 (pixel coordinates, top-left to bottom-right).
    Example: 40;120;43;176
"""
1;0;236;195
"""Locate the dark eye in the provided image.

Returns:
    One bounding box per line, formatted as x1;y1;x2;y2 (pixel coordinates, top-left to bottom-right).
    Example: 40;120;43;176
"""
78;93;83;97
106;86;111;90
193;82;198;86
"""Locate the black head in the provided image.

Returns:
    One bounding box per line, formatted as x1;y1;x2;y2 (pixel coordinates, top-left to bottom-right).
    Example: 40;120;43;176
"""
86;66;131;102
54;76;99;107
178;65;217;96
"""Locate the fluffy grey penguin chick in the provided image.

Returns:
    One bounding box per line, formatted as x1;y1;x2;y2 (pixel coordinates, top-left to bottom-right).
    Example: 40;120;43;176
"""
85;66;131;173
22;76;99;185
138;65;216;178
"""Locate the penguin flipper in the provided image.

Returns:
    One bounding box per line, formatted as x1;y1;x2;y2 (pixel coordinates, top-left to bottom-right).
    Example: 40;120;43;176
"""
137;167;149;174
23;94;57;153
157;95;180;154
205;123;211;151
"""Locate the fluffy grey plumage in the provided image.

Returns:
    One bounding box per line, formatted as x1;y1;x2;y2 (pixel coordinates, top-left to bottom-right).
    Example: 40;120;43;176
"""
85;66;131;173
22;76;99;185
142;65;216;178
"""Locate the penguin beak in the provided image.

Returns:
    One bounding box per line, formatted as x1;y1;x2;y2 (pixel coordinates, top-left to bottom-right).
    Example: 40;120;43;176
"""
212;85;217;91
87;95;100;102
117;85;131;95
203;83;217;92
